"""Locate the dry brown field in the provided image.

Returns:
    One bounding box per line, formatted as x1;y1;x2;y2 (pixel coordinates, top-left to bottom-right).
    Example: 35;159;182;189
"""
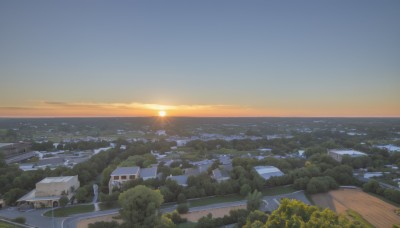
77;213;121;228
312;188;400;228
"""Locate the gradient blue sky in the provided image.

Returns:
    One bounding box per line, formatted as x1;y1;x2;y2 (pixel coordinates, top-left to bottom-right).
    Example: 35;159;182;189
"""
0;1;399;117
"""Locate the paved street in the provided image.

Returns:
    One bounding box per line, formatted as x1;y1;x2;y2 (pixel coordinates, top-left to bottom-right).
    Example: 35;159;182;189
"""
0;207;63;228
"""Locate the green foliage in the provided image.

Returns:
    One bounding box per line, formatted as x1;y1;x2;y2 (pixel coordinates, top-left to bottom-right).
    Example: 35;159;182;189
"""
164;211;187;224
246;190;262;211
12;217;26;224
264;199;360;227
159;215;176;228
177;203;189;214
244;210;268;227
177;193;187;204
75;186;89;203
118;185;164;227
306;176;338;194
88;221;119;228
119;154;156;168
59;196;69;207
240;184;252;196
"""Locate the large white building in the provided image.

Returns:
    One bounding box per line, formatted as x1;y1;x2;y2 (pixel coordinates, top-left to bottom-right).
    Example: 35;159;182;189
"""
17;176;80;208
328;149;367;162
254;166;284;181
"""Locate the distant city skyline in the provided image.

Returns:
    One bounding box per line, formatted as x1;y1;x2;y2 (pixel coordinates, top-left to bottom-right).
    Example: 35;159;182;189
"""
1;1;399;117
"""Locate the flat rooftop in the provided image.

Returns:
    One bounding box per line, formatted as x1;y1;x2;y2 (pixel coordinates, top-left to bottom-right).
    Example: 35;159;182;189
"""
38;176;76;184
111;166;140;176
0;143;14;148
329;149;366;156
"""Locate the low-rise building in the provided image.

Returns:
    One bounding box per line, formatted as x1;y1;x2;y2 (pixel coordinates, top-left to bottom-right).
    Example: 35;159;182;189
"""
109;167;140;193
212;168;230;183
328;149;367;162
17;176;80;208
140;166;158;180
167;175;188;187
254;166;284;181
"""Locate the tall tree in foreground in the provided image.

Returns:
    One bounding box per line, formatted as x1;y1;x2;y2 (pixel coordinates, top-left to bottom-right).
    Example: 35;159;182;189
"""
246;190;263;211
264;199;361;227
118;185;164;227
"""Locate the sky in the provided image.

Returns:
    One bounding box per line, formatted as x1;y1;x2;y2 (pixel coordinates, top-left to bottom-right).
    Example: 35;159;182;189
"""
0;1;399;117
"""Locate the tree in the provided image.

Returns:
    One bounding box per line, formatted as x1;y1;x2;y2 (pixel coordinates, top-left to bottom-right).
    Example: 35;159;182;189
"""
240;184;252;196
59;196;69;207
246;190;262;211
265;199;358;227
75;187;89;203
177;203;189;214
118;185;164;227
177;193;186;204
88;221;119;228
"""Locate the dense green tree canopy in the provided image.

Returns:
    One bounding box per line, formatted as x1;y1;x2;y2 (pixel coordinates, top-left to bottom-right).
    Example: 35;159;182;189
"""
118;185;164;227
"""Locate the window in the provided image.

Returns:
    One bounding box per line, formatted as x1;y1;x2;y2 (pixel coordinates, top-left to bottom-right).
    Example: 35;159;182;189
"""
114;176;119;180
129;175;135;179
121;176;127;180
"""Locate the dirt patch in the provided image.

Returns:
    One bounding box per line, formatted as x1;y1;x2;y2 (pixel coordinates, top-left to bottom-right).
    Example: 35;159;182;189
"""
77;213;121;228
181;205;246;222
312;188;400;228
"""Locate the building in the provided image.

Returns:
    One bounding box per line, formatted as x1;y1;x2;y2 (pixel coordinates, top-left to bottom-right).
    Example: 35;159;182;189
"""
1;142;33;164
211;168;230;183
254;166;284;181
328;149;367;162
109;166;158;193
167;175;188;187
140;166;158;180
109;167;140;193
17;176;80;208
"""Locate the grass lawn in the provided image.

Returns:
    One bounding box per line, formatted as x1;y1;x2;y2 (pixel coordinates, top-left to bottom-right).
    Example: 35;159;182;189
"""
0;221;23;228
99;201;120;210
188;194;244;207
43;204;94;217
345;209;374;228
261;185;296;196
177;222;197;228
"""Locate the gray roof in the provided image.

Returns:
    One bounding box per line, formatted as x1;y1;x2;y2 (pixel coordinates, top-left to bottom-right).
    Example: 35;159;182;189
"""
212;168;230;180
140;167;157;178
167;175;188;186
111;166;140;176
254;166;284;181
35;157;64;166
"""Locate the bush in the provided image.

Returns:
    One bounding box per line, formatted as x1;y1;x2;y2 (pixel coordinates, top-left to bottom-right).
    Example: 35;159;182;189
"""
88;221;119;228
177;203;189;214
59;196;69;207
12;216;26;224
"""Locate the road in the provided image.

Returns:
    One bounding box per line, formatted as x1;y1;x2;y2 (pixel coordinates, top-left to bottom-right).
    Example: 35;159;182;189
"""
61;208;119;228
0;190;310;228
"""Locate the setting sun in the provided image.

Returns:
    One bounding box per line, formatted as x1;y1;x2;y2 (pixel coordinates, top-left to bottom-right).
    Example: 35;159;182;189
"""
158;110;167;117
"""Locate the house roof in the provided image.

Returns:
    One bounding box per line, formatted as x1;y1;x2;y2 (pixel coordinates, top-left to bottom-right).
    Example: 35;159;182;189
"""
167;175;188;186
38;176;76;184
35;157;64;166
329;149;366;156
111;167;140;176
212;168;230;180
254;166;284;180
140;167;157;178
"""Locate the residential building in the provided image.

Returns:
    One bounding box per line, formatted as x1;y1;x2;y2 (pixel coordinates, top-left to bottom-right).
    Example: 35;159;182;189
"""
140;166;158;180
211;168;230;183
167;175;188;187
328;149;367;162
254;166;284;181
109;167;140;193
17;176;80;208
